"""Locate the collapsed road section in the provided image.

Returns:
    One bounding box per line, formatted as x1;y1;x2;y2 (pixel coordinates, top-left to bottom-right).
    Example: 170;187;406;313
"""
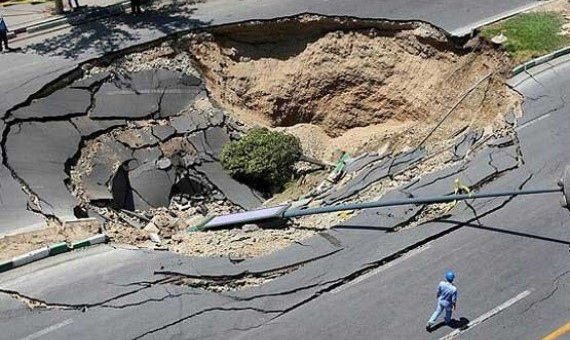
0;15;522;261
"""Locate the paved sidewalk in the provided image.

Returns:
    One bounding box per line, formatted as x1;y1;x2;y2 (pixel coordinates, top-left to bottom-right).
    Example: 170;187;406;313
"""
2;0;126;28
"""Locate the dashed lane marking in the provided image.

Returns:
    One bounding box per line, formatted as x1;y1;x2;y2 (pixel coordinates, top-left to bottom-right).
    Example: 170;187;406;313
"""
20;318;73;340
439;290;532;340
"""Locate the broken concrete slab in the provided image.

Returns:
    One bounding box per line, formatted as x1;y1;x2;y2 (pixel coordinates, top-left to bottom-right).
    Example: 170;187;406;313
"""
195;161;264;210
0;53;75;119
344;153;387;174
71;71;111;89
151;124;176;141
11;88;91;120
338;190;421;231
170;109;210;134
404;163;465;198
504;110;516;126
5;121;82;219
116;129;159;149
91;75;159;119
207;108;226;127
160;84;203;118
487;136;515;148
133;147;162;165
453;130;483;160
324;157;392;204
388;148;426;176
489;146;519;173
70;116;127;137
128;162;174;209
91;70;201;119
204;126;230;158
83;181;114;202
0;165;46;233
405;145;518;199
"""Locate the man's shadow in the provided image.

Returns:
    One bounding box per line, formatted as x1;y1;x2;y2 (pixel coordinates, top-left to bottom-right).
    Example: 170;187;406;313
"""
4;47;23;53
427;317;470;333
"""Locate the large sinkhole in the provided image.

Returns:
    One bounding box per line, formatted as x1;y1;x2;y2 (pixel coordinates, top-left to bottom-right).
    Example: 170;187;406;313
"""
189;15;519;160
47;15;521;259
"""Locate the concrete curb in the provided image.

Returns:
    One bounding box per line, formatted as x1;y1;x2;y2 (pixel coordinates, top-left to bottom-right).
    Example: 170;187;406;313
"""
8;1;130;39
0;233;107;273
512;46;570;76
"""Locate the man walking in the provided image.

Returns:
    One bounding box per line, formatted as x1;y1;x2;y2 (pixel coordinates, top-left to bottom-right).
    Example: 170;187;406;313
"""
0;12;10;53
426;270;458;331
131;0;142;14
68;0;81;11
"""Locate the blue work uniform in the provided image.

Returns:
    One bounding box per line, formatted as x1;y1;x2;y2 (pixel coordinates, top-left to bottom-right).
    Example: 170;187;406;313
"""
428;281;457;325
0;17;8;51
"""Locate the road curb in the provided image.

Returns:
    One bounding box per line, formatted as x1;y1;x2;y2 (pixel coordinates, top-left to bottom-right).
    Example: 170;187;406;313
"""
0;233;107;273
512;46;570;76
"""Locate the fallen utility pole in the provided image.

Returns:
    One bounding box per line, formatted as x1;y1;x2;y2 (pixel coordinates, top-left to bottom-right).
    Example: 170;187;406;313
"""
282;188;562;218
193;167;570;231
284;166;570;218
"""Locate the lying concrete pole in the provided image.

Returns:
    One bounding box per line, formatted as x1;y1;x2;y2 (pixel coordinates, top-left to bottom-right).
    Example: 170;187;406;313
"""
283;165;570;218
282;188;562;218
193;167;570;231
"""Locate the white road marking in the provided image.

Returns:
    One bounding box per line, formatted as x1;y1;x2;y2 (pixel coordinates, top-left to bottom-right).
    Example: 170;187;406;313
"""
20;318;73;340
331;245;431;294
439;290;532;340
516;113;552;130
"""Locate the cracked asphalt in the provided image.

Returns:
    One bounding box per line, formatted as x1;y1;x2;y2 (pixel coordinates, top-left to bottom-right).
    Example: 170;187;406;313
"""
1;1;569;339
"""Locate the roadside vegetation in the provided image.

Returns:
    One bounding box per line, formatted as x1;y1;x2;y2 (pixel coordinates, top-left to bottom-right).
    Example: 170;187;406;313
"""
481;12;570;64
220;128;303;194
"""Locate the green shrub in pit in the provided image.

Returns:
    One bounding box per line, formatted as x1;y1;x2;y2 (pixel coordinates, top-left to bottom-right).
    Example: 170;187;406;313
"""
220;128;302;193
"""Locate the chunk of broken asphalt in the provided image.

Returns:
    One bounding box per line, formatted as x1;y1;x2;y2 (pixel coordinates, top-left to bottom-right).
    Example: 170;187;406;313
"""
11;88;91;120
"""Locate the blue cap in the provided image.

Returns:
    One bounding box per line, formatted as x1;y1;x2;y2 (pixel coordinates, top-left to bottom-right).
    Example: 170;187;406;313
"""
446;271;455;282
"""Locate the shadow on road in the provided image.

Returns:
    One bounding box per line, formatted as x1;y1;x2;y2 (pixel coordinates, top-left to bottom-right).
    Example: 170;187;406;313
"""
439;219;570;245
428;317;470;333
24;1;211;59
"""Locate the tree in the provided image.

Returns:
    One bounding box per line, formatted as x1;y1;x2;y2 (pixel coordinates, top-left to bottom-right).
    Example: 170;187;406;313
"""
220;128;302;193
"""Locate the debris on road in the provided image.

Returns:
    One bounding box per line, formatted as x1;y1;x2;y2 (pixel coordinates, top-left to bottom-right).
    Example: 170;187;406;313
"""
0;222;100;261
0;15;525;261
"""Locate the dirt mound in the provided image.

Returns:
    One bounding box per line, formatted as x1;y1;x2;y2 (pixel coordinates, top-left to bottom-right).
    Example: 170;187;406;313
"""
189;16;518;160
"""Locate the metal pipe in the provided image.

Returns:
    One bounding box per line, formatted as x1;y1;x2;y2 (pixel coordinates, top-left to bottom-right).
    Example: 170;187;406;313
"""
282;188;562;218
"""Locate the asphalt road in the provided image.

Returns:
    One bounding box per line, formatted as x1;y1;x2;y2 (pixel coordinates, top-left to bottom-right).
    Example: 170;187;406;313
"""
1;1;569;339
2;51;570;340
0;0;543;233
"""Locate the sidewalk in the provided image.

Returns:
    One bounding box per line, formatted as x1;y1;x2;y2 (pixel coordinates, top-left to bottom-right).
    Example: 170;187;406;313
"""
2;0;129;38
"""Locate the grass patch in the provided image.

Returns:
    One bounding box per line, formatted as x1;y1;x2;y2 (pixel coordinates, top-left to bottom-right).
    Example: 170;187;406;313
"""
481;12;570;64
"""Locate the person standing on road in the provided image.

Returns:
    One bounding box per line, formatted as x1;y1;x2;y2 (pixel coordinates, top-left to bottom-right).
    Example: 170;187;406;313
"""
68;0;80;11
131;0;142;14
0;12;10;53
426;271;458;331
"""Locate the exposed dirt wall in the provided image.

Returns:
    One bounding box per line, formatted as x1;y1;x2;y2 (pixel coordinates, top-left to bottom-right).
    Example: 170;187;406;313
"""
189;15;519;160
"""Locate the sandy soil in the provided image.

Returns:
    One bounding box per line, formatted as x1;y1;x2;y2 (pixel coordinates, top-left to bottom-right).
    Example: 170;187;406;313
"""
189;17;518;161
0;222;100;261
